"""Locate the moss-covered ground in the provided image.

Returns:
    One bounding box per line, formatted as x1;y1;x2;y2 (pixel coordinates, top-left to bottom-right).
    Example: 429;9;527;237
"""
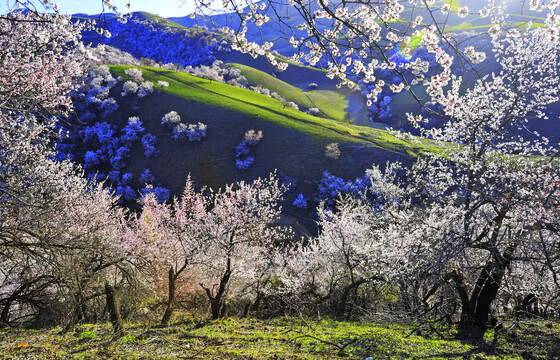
1;317;559;359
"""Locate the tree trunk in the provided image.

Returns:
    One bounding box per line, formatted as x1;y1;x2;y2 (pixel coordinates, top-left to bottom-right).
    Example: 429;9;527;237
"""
465;244;517;330
424;269;471;324
466;263;498;326
424;243;516;338
252;290;262;313
212;264;231;320
516;293;538;319
160;266;176;327
0;297;13;327
105;283;125;337
201;258;232;320
71;290;87;329
443;269;471;325
336;278;366;320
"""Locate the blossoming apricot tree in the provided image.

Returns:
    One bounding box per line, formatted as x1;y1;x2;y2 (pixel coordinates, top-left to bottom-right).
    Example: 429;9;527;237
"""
0;9;131;329
293;9;560;331
131;174;289;321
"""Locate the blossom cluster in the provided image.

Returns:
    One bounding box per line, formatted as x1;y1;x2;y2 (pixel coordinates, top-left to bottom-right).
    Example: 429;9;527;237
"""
235;130;263;170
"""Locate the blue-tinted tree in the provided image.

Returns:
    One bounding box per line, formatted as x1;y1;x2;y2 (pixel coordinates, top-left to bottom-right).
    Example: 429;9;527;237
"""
141;134;158;157
293;193;307;209
141;185;170;203
83;151;100;170
140;169;155;184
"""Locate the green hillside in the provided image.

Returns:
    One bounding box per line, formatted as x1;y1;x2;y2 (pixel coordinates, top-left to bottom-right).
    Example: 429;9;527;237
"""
444;13;546;33
228;63;349;122
110;65;445;157
102;64;455;217
130;11;185;29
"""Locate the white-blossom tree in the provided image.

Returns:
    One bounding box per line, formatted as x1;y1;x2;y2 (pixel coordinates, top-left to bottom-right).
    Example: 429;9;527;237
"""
0;9;132;330
196;174;289;319
375;22;560;332
161;110;181;127
262;162;410;318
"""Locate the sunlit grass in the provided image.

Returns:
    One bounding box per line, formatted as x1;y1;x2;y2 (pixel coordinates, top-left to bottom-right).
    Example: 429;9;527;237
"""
444;21;545;32
1;318;558;359
110;65;450;157
131;11;186;29
228;63;349;122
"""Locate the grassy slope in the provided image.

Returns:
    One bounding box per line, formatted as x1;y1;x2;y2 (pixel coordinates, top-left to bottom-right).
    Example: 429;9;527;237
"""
110;65;444;157
2;318;559;359
445;21;545;32
444;13;545;33
228;63;349;122
130;11;186;29
443;0;461;12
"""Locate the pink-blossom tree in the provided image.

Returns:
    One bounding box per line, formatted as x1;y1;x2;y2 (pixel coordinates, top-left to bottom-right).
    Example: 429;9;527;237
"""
131;174;289;322
0;10;89;116
130;177;207;326
0;9;133;330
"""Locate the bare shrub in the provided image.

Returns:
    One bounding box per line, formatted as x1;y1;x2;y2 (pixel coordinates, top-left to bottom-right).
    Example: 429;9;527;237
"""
325;142;341;160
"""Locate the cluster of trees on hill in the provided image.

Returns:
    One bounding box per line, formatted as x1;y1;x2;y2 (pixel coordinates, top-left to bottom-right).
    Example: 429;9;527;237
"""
84;14;221;68
2;0;560;338
59;65;171;205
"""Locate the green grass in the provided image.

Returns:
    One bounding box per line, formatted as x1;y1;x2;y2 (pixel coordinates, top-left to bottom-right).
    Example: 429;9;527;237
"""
272;53;328;72
130;11;186;29
110;65;447;157
132;11;222;34
228;63;349;122
443;0;461;12
443;12;546;33
444;21;545;32
1;318;558;359
79;330;97;340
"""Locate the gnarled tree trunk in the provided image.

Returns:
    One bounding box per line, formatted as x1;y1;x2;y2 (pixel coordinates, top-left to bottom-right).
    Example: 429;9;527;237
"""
424;243;517;337
336;278;367;320
160;267;177;327
105;283;125;337
201;257;231;320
